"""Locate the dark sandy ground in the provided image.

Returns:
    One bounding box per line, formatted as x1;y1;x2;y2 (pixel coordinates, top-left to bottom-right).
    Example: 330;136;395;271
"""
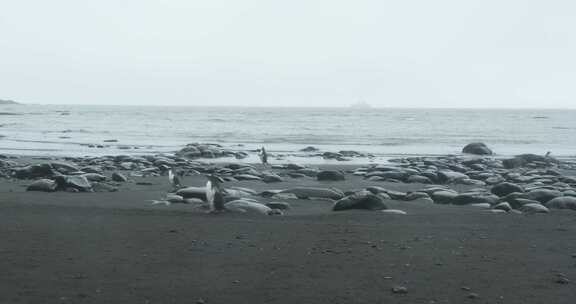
1;166;576;304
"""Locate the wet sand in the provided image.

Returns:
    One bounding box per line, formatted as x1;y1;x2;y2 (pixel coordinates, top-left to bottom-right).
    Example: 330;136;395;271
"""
1;167;576;303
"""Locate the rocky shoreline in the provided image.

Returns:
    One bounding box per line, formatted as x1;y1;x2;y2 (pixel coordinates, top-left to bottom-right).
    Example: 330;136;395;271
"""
2;142;576;215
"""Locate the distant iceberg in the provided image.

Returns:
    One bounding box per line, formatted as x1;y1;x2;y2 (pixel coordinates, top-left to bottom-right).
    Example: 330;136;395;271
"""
350;100;372;109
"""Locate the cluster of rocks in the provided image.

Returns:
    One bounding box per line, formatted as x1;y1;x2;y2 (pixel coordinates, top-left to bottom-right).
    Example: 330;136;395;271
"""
176;143;248;160
298;146;373;161
8;159;130;192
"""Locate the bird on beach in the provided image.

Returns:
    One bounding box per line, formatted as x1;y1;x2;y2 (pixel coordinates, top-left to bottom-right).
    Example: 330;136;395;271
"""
206;174;226;212
259;147;269;166
168;168;182;190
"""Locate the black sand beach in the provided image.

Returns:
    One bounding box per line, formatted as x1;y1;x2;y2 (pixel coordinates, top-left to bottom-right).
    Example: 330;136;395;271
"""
1;159;576;304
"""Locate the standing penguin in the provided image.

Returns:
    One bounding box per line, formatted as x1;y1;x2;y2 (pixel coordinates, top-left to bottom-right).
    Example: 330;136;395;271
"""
206;174;226;212
168;169;182;190
259;147;269;166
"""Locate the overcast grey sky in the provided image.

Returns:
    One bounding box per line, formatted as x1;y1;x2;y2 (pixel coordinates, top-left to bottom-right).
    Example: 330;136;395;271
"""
1;0;575;108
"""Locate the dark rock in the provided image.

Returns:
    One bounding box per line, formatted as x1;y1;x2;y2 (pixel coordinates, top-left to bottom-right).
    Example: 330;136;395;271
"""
14;164;54;179
51;161;80;174
261;172;283;183
92;182;118;192
265;202;291;210
317;170;345;181
281;187;345;200
462;142;493;155
546;196;576;210
82;173;107;182
332;191;388;211
300;146;319;152
65;175;92;192
493;202;512;212
491;182;524;197
525;189;563;204
520;203;549;213
431;190;458;204
111;172;128;182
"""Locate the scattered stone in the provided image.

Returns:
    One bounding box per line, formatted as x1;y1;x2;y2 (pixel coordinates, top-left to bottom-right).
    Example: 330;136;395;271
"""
111;172;128;182
280;187;344;200
391;286;408;294
317;170;345;181
520;203;549;213
546;196;576;211
333;190;388;211
491;182;524;197
26;179;58;192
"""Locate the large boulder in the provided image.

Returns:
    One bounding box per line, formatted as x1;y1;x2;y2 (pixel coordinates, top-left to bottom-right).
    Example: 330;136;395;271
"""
491;182;524;197
332;191;388;211
27;179;58;192
462;143;493;155
524;189;563;204
520;203;550;213
14;164;54;179
431;190;458;204
111;172;128;182
64;175;92;192
545;196;576;211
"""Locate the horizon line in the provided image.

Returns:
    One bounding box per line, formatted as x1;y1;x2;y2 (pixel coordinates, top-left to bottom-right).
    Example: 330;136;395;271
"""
12;103;576;110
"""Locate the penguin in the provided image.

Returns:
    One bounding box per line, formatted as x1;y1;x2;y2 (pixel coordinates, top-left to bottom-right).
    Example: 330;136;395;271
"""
206;174;226;212
168;169;182;190
259;147;269;166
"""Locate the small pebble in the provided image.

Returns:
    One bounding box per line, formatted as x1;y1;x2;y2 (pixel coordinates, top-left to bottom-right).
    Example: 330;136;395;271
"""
467;292;480;299
391;286;408;294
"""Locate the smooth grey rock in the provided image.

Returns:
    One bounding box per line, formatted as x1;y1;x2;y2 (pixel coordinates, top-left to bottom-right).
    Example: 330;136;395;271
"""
520;203;549;213
525;189;563;204
65;175;92;192
546;196;576;210
317;170;345;181
333;190;388;211
82;173;107;182
493;202;512;212
26;179;57;192
280;187;344;200
111;172;128;182
431;190;458;204
491;182;524;197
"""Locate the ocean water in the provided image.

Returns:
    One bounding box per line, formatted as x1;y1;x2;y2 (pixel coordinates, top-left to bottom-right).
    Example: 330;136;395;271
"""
1;104;575;162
